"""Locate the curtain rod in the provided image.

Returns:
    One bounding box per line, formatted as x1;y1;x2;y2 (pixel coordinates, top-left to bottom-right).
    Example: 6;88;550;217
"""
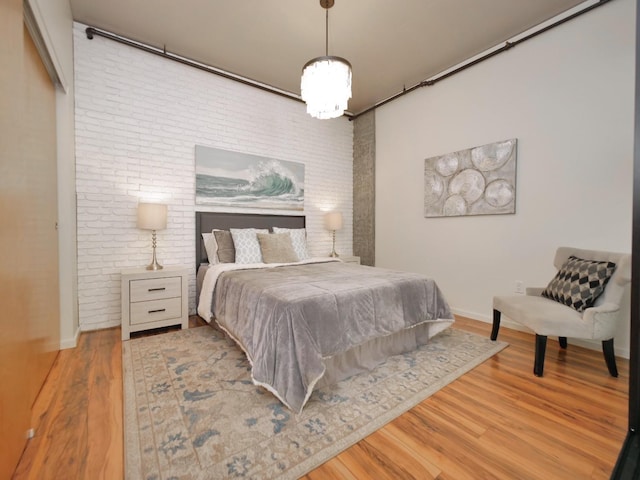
351;0;612;120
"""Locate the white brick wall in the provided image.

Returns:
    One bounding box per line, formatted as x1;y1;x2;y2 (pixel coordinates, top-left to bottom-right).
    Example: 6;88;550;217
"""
73;23;354;331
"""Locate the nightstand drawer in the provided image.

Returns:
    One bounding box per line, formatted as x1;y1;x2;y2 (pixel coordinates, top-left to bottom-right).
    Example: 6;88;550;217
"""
130;276;181;302
130;297;182;325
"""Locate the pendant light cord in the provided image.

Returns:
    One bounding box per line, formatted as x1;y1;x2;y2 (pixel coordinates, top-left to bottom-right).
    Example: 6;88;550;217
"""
325;8;329;56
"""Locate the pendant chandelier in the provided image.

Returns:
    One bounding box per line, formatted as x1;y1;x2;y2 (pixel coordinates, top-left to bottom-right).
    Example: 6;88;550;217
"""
301;0;352;119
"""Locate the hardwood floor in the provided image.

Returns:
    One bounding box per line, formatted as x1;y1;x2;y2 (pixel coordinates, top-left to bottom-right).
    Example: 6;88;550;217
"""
13;316;628;479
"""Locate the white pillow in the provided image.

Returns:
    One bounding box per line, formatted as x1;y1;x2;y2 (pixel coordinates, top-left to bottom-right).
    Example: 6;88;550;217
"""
272;227;310;260
230;228;269;264
201;233;215;263
201;229;221;264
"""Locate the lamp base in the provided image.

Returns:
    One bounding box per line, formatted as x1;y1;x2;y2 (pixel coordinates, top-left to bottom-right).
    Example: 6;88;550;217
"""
146;230;163;270
329;230;339;258
146;260;163;271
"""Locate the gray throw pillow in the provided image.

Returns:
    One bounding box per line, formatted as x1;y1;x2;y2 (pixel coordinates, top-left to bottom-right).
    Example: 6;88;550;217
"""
257;233;299;263
213;230;235;263
541;255;616;312
272;227;310;260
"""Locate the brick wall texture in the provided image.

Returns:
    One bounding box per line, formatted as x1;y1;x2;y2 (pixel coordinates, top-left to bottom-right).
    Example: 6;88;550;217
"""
73;23;354;330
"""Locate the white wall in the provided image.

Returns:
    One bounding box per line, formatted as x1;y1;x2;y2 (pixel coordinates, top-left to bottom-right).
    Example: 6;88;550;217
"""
376;0;635;356
28;0;79;349
73;23;354;331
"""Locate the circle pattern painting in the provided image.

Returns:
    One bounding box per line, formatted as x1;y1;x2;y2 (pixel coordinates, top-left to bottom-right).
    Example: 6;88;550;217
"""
449;169;485;204
485;179;514;208
424;139;516;217
436;154;459;177
424;169;445;206
443;195;467;216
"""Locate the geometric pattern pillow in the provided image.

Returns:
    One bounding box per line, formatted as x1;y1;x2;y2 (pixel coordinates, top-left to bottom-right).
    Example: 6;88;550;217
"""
541;255;617;312
272;227;310;260
230;228;269;264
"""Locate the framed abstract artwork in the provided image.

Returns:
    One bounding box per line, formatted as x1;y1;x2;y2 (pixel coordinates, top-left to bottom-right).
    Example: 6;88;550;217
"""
195;145;305;211
424;138;517;217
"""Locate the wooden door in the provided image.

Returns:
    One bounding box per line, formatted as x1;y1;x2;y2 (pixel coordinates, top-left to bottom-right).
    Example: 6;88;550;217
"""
0;1;60;477
22;17;60;407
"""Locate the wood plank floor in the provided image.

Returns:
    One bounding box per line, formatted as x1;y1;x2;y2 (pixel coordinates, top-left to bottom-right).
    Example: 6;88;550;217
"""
13;316;628;479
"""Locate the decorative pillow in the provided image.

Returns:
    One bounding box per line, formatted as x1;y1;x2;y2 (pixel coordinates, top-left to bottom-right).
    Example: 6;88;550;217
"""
257;233;299;263
272;227;310;260
202;230;221;264
213;230;235;263
541;255;617;312
230;228;269;264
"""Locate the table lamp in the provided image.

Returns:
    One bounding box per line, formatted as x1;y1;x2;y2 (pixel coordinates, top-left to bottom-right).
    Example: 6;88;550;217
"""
137;202;167;270
324;211;343;257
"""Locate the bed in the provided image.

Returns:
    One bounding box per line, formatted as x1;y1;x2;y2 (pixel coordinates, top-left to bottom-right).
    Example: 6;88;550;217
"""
195;212;454;413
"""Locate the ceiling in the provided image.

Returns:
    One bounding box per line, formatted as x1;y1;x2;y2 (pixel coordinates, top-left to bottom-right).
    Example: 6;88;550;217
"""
69;0;589;115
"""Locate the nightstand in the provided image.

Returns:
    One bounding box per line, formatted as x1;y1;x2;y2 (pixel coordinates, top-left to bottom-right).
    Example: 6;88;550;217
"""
121;266;189;340
340;256;361;265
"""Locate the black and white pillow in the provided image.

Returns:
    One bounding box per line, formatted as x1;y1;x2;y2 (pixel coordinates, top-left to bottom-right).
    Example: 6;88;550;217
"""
541;255;616;312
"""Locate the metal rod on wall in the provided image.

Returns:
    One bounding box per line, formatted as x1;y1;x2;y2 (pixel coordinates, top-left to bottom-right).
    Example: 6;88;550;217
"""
84;0;611;120
84;26;306;106
351;0;612;119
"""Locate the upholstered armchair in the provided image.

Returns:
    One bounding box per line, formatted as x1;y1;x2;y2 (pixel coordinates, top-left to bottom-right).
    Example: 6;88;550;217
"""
491;247;631;377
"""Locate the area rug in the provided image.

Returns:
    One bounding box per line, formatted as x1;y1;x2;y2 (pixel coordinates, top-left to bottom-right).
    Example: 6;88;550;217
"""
123;326;507;480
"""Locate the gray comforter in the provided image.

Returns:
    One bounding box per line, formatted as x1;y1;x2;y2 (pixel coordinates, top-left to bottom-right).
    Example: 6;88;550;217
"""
212;261;453;413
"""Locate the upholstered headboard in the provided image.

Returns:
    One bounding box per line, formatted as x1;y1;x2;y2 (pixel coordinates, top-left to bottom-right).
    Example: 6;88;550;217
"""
195;212;305;268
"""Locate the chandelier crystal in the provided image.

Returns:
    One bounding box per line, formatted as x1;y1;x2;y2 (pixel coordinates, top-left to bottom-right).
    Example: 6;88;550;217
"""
301;56;352;119
301;0;351;119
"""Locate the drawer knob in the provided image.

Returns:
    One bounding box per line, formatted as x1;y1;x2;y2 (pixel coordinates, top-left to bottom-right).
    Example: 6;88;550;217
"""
148;308;166;314
148;287;166;292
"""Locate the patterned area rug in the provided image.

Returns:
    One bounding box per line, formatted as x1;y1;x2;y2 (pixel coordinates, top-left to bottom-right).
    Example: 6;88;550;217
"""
123;326;507;479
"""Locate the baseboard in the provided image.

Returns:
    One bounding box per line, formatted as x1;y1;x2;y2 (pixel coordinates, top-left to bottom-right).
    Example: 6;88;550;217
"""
80;319;121;331
449;307;630;360
451;307;531;334
450;307;491;324
60;327;80;350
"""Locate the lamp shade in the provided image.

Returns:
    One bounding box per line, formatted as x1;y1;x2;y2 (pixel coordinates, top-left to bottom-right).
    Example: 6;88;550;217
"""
137;203;167;231
324;211;343;231
301;56;352;119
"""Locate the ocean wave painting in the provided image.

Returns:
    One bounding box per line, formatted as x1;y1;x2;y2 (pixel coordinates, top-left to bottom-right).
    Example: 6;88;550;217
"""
195;145;305;210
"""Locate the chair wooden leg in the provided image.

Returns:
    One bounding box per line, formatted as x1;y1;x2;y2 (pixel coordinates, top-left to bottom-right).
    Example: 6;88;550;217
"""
534;334;547;377
491;309;501;341
602;339;618;377
559;337;567;349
